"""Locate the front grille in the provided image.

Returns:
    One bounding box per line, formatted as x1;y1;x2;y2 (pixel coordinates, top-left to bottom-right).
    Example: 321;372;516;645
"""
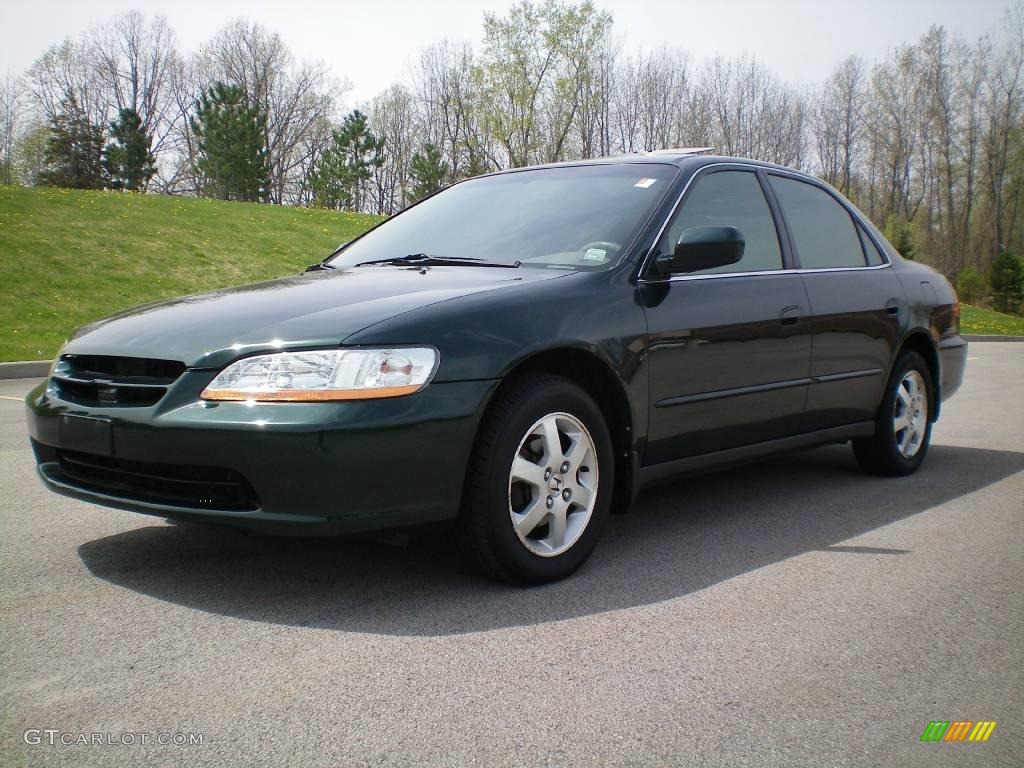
52;354;186;407
55;450;259;511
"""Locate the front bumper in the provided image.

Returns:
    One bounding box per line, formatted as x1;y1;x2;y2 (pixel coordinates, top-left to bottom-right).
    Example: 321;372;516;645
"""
26;371;498;534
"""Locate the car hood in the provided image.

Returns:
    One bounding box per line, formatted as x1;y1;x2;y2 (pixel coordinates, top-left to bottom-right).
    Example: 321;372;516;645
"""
63;266;569;369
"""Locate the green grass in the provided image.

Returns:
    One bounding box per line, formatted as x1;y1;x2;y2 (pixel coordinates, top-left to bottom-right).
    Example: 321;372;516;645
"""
3;185;1021;360
960;303;1024;336
0;186;383;361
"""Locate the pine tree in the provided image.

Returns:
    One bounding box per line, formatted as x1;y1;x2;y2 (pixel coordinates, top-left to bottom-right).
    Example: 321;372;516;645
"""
104;108;156;191
190;82;270;202
990;251;1023;313
311;110;385;211
409;143;449;201
463;151;491;180
39;95;106;189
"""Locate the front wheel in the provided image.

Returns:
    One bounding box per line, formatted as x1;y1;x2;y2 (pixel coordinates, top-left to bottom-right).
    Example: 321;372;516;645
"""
459;374;613;584
853;350;933;476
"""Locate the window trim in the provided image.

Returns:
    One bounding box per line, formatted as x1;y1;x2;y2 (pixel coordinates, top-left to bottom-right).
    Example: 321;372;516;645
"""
757;167;798;271
855;219;886;267
637;162;892;284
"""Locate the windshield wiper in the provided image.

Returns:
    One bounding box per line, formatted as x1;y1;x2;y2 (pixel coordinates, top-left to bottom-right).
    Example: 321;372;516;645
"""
303;261;336;272
354;253;520;268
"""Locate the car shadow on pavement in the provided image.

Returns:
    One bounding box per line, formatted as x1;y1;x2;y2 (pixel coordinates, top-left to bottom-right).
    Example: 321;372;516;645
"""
77;443;1024;636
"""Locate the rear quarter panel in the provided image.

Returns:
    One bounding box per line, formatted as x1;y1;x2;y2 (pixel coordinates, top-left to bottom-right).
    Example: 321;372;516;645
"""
893;260;960;341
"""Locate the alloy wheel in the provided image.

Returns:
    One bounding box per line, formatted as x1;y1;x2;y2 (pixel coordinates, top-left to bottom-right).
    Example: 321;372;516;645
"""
893;369;928;459
507;412;599;557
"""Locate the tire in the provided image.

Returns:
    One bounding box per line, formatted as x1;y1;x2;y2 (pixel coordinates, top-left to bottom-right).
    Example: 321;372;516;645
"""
853;350;934;476
458;374;614;585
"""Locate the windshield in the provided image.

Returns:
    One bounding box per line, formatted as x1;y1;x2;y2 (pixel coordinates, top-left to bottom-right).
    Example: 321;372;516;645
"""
327;163;677;271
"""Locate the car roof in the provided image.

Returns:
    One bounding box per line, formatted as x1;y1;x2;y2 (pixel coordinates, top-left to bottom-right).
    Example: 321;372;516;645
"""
482;151;801;177
462;151;904;265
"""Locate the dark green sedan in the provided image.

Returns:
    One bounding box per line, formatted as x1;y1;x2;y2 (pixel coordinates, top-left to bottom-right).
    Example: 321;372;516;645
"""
26;152;967;583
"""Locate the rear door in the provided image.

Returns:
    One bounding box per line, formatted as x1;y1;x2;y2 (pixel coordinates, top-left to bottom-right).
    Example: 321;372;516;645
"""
766;173;902;430
641;168;813;465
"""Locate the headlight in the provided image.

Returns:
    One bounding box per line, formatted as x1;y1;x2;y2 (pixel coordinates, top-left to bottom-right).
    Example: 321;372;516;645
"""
200;348;438;402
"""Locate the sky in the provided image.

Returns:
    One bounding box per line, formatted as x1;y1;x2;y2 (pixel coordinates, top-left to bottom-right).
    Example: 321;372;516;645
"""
0;0;1012;103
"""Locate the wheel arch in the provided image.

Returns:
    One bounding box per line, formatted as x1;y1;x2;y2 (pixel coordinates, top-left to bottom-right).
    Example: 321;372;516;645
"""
894;330;941;421
489;345;637;514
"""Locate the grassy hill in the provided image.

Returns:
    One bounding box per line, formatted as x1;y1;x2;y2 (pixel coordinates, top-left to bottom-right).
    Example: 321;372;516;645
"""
959;303;1024;336
0;186;383;361
1;185;1021;362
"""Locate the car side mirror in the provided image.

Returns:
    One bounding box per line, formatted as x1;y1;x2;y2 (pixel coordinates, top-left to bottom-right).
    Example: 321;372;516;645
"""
655;226;744;275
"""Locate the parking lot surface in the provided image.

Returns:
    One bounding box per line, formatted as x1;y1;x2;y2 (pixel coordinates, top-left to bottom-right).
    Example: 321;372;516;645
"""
1;343;1021;767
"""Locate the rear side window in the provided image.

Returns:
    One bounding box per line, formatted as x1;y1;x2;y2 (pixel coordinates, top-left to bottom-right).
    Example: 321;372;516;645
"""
770;175;867;269
660;170;783;274
858;223;887;266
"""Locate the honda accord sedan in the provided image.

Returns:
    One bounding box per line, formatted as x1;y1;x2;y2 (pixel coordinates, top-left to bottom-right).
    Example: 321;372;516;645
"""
26;151;967;583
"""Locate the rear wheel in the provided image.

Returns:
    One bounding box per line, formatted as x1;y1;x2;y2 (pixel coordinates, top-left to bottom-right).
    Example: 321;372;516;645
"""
459;374;613;584
853;351;933;476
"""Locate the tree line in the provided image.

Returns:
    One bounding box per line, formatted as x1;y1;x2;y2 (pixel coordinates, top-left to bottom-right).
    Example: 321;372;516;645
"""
1;2;1022;308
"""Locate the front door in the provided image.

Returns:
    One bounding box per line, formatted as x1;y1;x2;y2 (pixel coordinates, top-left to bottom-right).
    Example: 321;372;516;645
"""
641;168;813;465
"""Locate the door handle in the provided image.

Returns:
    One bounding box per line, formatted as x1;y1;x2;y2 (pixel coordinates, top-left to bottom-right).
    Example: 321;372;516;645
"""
885;298;901;315
779;306;803;326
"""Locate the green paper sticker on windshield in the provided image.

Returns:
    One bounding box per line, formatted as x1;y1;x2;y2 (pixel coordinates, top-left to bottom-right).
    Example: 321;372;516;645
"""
584;248;608;262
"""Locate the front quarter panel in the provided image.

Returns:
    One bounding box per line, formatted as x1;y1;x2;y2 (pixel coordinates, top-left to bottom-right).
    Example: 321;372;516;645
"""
342;271;650;446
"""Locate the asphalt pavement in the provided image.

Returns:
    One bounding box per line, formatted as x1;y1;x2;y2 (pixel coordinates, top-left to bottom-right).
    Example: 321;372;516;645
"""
1;343;1021;767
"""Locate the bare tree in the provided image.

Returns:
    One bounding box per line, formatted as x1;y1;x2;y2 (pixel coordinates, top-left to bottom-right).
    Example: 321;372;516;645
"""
0;74;25;185
610;54;642;153
368;85;417;214
28;38;107;126
154;52;208;196
689;55;806;166
575;27;619;158
982;5;1024;260
412;40;490;179
813;56;867;196
866;46;928;224
633;48;691;153
89;11;180;167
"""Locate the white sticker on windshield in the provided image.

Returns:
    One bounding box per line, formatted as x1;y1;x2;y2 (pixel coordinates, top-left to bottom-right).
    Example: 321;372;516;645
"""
584;248;608;262
634;178;657;188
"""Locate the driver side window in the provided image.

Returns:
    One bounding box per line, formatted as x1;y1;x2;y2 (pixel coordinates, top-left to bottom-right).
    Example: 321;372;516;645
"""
659;170;783;274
